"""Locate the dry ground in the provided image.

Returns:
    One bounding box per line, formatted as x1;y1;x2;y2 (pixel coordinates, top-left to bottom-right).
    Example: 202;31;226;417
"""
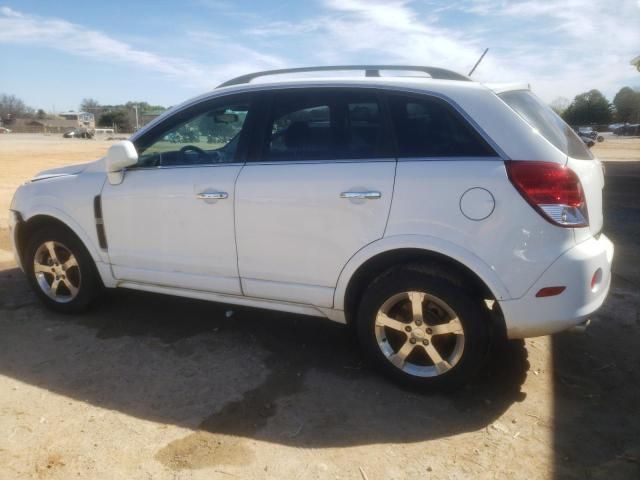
0;133;638;479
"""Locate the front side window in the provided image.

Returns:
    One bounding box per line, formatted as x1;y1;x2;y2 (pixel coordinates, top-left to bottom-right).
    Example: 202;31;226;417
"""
135;99;250;167
389;94;495;158
261;90;388;161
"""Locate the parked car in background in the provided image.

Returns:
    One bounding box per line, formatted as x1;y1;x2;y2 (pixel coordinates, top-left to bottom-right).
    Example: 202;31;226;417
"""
63;128;94;139
577;127;604;142
8;65;613;390
0;127;12;133
578;134;595;148
613;123;640;136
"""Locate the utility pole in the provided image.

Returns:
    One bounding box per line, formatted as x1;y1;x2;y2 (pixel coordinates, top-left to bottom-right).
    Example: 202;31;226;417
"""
133;105;139;131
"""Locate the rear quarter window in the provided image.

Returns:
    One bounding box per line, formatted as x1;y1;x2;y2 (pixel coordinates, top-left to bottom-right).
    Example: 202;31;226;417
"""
388;94;496;158
499;90;593;160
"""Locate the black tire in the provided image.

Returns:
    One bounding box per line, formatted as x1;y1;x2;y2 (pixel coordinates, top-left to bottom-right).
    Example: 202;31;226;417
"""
356;264;490;391
24;226;100;313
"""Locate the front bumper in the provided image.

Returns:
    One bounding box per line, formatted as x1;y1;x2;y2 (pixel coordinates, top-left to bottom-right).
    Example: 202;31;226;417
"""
499;233;614;339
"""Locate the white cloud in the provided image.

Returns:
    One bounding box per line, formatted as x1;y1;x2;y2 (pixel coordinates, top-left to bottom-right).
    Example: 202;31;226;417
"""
0;7;283;90
1;2;638;104
245;0;639;101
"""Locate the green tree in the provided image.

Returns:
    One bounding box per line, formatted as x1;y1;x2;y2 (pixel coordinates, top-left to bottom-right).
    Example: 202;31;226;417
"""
562;89;612;125
612;87;640;123
0;93;34;121
98;109;131;132
36;109;47;119
80;98;101;112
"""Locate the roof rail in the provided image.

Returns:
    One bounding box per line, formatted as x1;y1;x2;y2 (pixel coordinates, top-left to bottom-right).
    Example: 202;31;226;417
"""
216;65;471;88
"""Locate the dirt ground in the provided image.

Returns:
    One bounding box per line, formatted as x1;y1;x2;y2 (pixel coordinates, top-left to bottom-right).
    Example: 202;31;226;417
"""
0;134;639;479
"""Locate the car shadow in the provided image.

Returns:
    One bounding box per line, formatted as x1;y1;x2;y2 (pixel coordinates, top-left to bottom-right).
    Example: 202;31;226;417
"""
551;163;640;479
0;265;528;457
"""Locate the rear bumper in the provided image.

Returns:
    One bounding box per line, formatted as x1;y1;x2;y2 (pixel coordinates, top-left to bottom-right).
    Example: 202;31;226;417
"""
499;234;614;339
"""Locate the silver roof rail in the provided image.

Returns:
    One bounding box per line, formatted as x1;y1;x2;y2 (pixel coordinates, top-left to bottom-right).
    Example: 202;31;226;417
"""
216;65;471;88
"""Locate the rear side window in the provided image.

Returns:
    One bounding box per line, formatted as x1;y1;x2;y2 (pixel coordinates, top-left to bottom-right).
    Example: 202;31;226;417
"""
261;90;388;161
499;90;593;160
388;94;496;158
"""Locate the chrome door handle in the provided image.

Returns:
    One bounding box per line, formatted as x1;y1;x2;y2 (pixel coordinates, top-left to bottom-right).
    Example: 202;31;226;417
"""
340;191;382;200
196;192;228;200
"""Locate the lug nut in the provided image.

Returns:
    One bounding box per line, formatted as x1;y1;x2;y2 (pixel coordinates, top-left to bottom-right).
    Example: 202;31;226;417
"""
415;319;423;326
410;338;417;344
426;328;433;334
404;326;412;332
423;339;429;345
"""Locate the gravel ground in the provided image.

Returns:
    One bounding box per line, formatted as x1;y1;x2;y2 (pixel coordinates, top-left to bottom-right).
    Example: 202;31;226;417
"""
0;135;638;479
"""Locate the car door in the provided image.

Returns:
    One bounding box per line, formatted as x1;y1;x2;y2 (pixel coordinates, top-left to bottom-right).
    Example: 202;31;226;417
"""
235;88;396;307
100;94;254;295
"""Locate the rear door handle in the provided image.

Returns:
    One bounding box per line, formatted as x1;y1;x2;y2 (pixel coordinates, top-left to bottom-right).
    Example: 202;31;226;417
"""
340;191;382;200
196;192;228;200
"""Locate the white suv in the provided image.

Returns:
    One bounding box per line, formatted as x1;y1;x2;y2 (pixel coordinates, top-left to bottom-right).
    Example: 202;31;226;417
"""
8;66;613;390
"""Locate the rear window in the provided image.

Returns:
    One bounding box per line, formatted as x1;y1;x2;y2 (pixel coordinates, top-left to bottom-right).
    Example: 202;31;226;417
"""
499;90;593;160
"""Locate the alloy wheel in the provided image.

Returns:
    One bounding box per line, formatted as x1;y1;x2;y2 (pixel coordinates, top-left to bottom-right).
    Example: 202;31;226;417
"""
374;291;465;377
33;241;81;303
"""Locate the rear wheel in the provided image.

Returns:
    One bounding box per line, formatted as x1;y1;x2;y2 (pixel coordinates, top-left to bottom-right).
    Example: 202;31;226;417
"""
356;265;490;390
24;226;100;313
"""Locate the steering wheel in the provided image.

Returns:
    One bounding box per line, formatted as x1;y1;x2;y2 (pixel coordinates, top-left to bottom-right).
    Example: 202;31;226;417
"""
179;145;209;164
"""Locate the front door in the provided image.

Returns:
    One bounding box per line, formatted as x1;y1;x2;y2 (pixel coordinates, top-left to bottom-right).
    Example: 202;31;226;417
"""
235;89;396;307
101;94;253;294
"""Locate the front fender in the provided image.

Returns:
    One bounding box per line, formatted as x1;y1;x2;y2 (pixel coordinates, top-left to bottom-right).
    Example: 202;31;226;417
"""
19;203;103;262
333;234;511;311
10;171;109;266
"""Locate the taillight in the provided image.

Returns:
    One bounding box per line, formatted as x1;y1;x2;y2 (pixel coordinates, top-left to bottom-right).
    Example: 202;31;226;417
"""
505;161;589;227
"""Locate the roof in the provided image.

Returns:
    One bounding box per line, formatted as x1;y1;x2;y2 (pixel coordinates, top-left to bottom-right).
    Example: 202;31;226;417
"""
483;82;530;94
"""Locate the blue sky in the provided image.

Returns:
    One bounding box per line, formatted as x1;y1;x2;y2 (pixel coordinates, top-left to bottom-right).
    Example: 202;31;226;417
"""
1;0;639;111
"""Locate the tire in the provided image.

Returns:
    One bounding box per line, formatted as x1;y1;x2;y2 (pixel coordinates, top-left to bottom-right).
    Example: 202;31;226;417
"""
356;264;490;391
24;226;100;313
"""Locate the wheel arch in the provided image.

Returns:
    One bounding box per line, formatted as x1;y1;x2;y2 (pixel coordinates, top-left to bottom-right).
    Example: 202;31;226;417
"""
335;236;509;336
15;212;102;271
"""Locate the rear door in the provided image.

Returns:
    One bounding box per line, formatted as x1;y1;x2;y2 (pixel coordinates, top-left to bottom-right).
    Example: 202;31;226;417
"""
234;88;396;307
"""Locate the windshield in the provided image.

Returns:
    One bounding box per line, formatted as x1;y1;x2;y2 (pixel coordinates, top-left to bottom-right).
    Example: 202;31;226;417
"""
499;90;593;160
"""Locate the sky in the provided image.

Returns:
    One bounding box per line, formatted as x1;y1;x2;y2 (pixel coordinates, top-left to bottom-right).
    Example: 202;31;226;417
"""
1;0;639;111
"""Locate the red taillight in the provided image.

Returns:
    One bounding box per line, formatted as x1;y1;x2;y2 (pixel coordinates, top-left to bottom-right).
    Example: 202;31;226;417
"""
505;161;588;227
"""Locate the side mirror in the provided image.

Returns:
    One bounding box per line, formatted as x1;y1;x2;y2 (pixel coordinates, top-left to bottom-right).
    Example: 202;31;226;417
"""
106;140;138;184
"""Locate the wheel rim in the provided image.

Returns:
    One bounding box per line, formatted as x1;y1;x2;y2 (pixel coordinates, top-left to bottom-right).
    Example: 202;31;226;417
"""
375;291;465;378
33;241;81;303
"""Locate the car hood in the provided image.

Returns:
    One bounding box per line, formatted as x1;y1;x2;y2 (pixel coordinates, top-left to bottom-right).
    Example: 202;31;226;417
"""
31;161;92;181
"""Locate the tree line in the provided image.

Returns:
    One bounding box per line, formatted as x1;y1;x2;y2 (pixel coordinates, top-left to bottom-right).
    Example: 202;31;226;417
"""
3;86;640;130
552;86;640;126
0;94;166;131
80;98;167;131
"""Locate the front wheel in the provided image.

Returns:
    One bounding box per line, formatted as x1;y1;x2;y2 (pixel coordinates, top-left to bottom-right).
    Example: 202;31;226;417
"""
24;227;100;313
356;265;490;391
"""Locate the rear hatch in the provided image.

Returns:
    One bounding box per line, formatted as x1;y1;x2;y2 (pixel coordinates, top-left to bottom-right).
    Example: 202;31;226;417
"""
497;88;604;236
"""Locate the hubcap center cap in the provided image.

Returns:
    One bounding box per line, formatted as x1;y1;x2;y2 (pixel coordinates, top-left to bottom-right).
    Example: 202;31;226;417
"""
412;328;426;339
